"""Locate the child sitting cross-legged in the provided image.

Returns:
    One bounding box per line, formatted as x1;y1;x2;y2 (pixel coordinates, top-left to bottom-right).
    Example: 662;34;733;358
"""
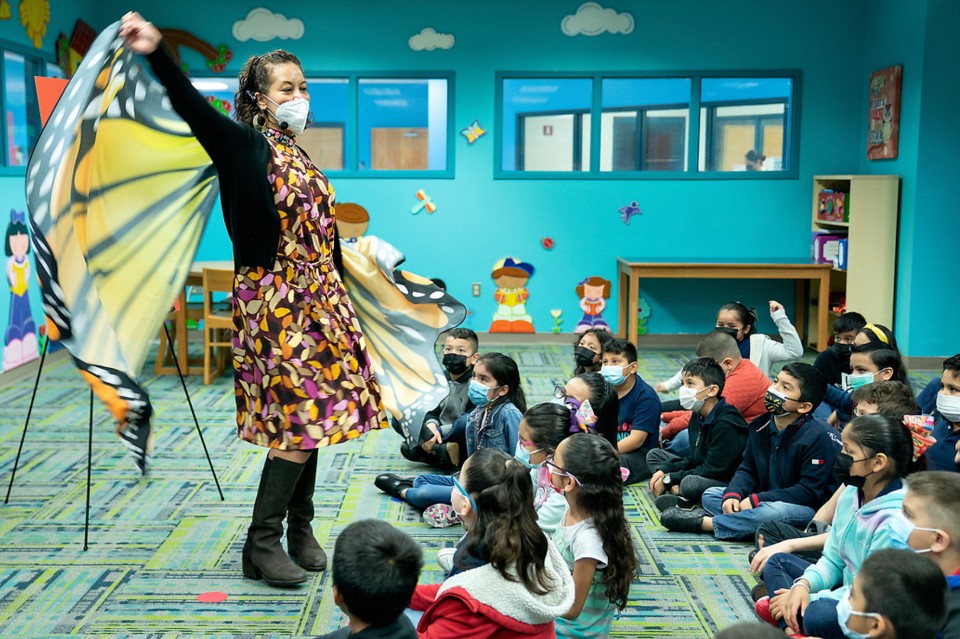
410;448;575;638
547;433;639;638
648;357;748;511
762;414;926;638
659;363;840;540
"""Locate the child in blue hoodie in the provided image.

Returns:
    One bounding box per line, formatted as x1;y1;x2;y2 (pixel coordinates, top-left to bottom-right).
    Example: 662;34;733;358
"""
761;414;925;639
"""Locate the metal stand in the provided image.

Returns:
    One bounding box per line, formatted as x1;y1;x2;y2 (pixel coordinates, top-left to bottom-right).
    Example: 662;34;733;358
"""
4;324;225;548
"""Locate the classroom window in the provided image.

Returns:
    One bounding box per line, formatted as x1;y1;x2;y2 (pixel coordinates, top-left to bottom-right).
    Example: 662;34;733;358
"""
497;72;799;179
191;74;451;175
1;49;51;167
501;78;593;172
600;78;690;172
698;77;794;172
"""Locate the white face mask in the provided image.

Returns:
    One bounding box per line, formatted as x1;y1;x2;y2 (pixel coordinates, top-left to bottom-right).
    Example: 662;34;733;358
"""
263;95;310;135
678;386;705;412
938;393;960;423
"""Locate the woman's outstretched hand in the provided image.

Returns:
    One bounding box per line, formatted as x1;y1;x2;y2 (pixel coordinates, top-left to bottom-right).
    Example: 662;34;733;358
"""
119;12;162;55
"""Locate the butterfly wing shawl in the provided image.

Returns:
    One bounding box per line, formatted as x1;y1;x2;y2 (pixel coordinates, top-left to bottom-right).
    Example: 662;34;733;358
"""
25;22;218;473
340;236;466;442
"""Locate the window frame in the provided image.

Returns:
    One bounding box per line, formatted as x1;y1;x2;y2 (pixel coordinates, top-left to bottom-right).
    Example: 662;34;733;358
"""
0;38;60;176
495;70;801;180
188;70;456;178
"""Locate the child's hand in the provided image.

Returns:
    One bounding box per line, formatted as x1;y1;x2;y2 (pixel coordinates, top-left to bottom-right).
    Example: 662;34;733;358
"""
722;498;740;514
654;382;668;393
769;300;784;314
649;471;665;496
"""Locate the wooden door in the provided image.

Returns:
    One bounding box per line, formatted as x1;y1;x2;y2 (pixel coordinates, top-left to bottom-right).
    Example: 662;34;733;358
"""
371;128;428;170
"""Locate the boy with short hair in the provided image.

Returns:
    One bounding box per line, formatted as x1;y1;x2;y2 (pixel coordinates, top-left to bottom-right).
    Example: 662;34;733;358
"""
660;363;840;539
851;380;920;418
900;470;960;637
841;548;946;639
925;354;960;472
660;330;770;455
319;519;424;639
648;358;748;510
813;311;867;386
400;328;480;469
599;338;661;484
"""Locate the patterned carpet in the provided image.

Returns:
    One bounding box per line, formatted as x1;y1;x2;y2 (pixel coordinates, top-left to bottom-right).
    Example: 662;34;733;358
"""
0;338;938;639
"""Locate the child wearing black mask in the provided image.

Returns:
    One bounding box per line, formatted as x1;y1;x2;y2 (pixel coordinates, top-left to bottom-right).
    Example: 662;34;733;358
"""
813;311;867;387
400;328;480;469
573;328;613;376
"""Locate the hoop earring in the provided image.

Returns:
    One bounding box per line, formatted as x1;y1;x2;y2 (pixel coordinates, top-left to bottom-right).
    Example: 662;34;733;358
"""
253;112;266;132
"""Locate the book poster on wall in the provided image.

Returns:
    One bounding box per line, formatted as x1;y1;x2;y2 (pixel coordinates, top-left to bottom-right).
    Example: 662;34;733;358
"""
867;64;902;160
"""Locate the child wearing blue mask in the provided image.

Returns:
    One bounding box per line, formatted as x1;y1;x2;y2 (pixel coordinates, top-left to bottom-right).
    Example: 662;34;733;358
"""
762;414;925;639
598;338;661;485
836;548;946;639
375;353;525;526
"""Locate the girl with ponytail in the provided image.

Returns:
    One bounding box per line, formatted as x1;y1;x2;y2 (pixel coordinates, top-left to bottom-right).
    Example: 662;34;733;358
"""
760;414;928;638
547;433;638;638
411;448;574;638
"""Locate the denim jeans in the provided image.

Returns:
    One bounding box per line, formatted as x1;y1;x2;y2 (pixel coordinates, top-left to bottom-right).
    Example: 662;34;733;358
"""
701;486;816;541
665;429;690;456
404;474;454;509
762;552;844;637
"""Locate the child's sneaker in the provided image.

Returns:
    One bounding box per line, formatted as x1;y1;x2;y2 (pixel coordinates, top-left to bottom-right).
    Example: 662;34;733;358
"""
423;503;461;528
437;547;456;572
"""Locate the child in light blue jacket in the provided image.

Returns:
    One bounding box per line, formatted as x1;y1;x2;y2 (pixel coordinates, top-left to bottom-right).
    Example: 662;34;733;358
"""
762;414;925;639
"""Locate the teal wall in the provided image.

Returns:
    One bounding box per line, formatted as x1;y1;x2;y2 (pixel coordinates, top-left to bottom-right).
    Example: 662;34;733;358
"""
2;1;953;360
858;0;960;358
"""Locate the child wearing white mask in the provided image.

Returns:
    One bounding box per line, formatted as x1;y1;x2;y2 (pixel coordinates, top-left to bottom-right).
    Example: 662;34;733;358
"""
925;355;960;472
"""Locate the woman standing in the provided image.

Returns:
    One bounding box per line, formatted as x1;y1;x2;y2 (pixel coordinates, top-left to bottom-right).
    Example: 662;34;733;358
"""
120;13;387;587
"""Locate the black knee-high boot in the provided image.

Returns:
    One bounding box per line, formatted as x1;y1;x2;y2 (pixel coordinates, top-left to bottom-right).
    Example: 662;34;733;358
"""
286;449;327;571
242;456;308;587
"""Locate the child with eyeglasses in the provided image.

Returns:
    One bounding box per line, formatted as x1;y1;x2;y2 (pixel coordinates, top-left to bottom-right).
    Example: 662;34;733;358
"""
547;433;638;638
410;448;575;638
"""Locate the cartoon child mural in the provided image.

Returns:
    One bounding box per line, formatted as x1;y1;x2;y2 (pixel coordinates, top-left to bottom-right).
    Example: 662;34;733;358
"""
4;210;39;371
575;275;611;333
335;202;370;241
489;257;535;333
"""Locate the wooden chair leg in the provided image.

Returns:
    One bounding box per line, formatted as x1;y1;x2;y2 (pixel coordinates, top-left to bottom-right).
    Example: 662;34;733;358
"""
203;326;211;385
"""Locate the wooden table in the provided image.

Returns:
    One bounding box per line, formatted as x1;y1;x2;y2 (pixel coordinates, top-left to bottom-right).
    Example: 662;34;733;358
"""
155;260;233;376
616;258;833;351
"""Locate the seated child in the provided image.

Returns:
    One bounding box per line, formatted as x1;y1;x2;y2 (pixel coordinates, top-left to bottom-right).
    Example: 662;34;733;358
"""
659;363;840;540
764;414;923;638
660;330;770;454
598;338;661;484
319;519;423;639
655;300;803;391
410;448;575;638
813;311;867;387
822;343;910;427
374;353;525;522
898;471;960;638
401;328;479;469
748;380;921;589
925;354;960;472
648;358;748;510
547;433;638;638
573;328;613;376
838;548;946;639
555;372;620;449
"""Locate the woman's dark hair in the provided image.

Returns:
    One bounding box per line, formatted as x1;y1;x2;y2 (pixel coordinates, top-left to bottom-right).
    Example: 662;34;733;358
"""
5;216;29;257
853;343;910;385
845;413;925;479
717;301;759;336
523;403;574;453
574;372;620;448
234;50;303;125
460;448;555;595
559;434;637;609
573;329;614;375
478;352;526;414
